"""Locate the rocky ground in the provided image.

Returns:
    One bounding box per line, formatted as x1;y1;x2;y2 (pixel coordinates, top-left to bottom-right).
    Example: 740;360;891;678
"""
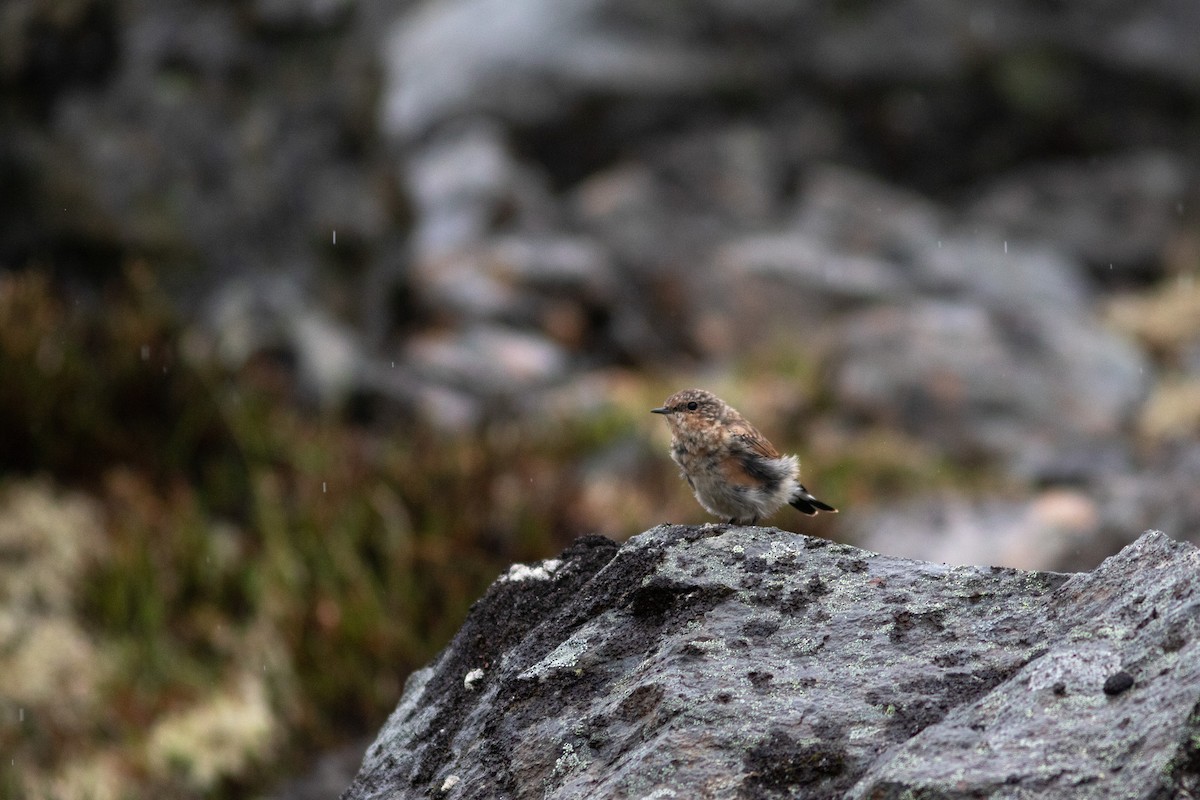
341;525;1200;799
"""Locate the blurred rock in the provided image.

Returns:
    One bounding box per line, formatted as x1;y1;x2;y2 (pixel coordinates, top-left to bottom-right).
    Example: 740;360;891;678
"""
411;254;522;323
0;0;118;103
404;122;558;260
852;440;1200;574
760;171;1156;473
403;325;569;396
703;165;941;348
290;310;364;406
489;236;612;298
356;366;485;432
5;0;1197;441
833;301;1035;452
1050;0;1200;85
914;235;1089;313
251;0;357;32
792;164;947;260
717;232;910;305
486;235;617;350
708;167;1097;343
853;490;1102;571
269;741;371;800
412;235;615;334
379;0;733;141
3;0;390;302
206;275;364;406
829;296;1149;472
1093;443;1200;558
965;151;1193;280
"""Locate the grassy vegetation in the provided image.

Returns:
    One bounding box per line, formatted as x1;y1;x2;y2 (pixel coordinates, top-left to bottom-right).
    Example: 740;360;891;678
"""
0;265;982;798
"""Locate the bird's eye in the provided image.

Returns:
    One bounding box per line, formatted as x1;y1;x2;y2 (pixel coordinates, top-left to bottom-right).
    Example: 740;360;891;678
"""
687;401;698;411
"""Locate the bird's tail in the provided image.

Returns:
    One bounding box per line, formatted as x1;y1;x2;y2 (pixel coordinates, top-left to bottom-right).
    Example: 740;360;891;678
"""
790;485;837;516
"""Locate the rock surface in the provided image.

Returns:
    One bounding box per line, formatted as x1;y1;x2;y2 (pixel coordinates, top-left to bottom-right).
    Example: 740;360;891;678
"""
341;526;1200;799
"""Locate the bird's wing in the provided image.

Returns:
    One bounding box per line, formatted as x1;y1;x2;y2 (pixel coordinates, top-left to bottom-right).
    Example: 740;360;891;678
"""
729;420;781;459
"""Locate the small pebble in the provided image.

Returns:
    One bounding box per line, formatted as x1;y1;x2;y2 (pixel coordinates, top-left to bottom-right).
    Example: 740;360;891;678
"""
1103;671;1134;696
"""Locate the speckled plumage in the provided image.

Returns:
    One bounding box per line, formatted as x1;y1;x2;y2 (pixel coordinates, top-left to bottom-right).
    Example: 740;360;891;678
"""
651;388;836;524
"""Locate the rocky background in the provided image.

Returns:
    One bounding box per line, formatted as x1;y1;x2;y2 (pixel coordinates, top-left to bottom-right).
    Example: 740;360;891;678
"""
1;0;1199;797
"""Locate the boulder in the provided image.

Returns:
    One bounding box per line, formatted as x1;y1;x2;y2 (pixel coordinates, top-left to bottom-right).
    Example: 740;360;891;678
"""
828;297;1150;469
341;525;1200;799
964;151;1193;280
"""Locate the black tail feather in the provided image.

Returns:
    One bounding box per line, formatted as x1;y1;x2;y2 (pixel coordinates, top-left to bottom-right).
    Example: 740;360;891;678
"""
790;486;837;516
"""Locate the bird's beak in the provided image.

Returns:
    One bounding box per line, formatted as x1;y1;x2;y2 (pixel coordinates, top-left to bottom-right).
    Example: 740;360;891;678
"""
650;406;669;415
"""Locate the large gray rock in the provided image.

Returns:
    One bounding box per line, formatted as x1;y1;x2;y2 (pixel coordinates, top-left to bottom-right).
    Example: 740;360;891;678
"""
829;297;1150;472
964;151;1194;279
380;0;1200;142
728;168;1153;475
341;526;1200;799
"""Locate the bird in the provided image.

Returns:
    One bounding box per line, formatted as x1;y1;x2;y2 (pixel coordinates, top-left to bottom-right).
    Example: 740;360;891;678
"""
651;388;837;525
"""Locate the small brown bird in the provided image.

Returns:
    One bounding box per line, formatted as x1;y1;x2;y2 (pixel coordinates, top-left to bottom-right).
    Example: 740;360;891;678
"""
652;388;836;525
